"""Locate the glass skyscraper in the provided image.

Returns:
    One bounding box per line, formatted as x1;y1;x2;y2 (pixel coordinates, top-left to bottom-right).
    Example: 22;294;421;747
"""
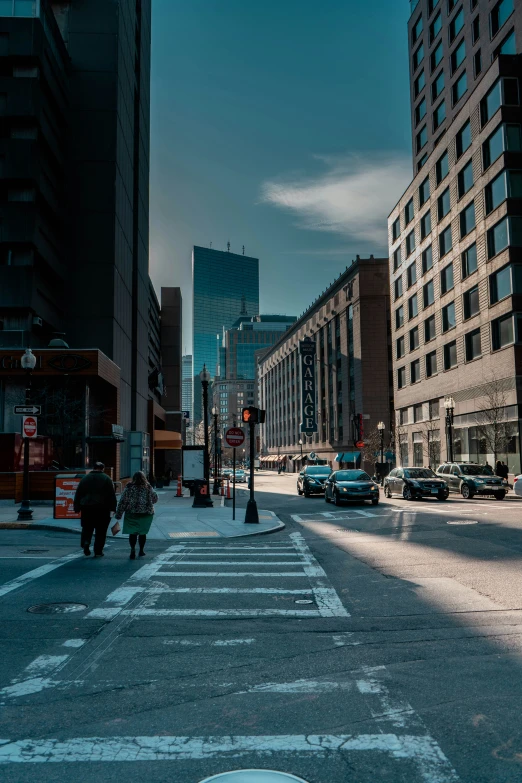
192;246;259;423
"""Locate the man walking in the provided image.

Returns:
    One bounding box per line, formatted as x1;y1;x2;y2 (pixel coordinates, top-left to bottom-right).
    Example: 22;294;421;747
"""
74;462;117;558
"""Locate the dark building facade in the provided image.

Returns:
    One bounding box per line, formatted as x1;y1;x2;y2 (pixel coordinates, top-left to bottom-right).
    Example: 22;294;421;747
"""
0;0;153;477
258;258;392;472
389;0;522;473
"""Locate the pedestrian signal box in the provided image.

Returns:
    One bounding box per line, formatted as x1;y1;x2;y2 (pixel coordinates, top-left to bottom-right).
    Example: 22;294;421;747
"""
242;406;266;424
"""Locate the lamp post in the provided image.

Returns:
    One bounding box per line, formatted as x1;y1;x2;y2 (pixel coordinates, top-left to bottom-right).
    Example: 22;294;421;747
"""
199;365;213;507
377;421;385;485
211;406;219;495
17;348;37;521
444;396;455;463
298;438;303;460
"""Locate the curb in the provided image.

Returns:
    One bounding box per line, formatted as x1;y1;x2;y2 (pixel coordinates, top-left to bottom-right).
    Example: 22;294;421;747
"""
0;522;81;534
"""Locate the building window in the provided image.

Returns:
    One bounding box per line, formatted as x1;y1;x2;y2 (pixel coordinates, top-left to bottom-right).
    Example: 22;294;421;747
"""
433;99;446;130
492;312;515;350
460;201;476;237
396;335;405;359
425;314;436;341
490;263;522;303
429;0;440;13
398;366;406;388
486;170;522;214
421;210;432;239
411;359;421;383
449;7;464;44
413;403;424;423
392;216;401;240
465;327;482;360
418;152;429;171
473;49;482;77
406;230;416;256
423;279;435;307
396;305;405;329
463;285;479;320
394;276;403;300
430;12;442;43
431;41;443;72
472;14;480;43
444;339;458;369
442;301;456;331
394;246;402;269
490;0;514;39
431;70;445;102
417;125;428;152
410;326;420;351
426;350;438;377
440;262;454;294
412;13;424;43
493;28;515;59
438;187;451;220
448;0;457;11
457;160;473;198
456;120;471;159
399;408;409;426
462;243;478;278
450;39;466;73
452;71;467;104
422;244;433;272
409;294;419;319
415;70;426;97
483;123;522;169
405;198;414;224
413;42;425;71
439;225;453;256
419;177;430;206
436;150;449;183
407;262;417;288
481;78;519;127
487;216;522;258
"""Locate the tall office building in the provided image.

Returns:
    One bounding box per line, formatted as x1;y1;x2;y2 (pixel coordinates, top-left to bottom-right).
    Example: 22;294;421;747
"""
192;245;259;423
182;354;193;442
0;0;154;475
389;0;522;472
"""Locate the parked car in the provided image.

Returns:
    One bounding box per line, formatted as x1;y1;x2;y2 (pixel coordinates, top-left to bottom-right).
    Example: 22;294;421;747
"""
297;465;331;497
325;470;380;506
384;467;449;501
436;462;505;500
514;475;522;497
233;470;246;483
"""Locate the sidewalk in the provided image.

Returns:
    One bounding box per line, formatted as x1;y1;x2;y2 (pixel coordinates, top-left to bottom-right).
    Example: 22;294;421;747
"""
0;490;284;539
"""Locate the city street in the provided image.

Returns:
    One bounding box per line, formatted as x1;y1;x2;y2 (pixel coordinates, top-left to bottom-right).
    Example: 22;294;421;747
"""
1;471;522;781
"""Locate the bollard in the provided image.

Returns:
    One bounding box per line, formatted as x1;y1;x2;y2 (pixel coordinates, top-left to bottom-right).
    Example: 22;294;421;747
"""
176;475;183;497
226;478;231;499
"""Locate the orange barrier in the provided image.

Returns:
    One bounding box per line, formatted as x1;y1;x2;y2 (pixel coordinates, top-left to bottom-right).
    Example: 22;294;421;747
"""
176;475;183;497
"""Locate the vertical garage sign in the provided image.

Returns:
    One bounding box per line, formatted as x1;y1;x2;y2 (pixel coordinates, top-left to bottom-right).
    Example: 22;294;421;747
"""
299;338;318;434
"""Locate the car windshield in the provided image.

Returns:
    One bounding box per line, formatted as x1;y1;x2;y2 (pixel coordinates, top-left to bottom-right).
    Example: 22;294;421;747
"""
336;471;371;482
460;465;489;476
403;468;437;478
306;467;331;475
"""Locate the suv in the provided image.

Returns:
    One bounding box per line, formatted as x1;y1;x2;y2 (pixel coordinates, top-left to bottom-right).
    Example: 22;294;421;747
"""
297;465;331;497
436;462;505;500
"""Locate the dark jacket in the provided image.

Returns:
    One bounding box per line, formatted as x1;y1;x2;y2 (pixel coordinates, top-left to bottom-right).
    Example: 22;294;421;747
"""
74;471;117;513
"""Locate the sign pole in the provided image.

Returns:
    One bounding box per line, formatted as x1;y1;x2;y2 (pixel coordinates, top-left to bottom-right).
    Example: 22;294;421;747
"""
232;447;236;520
245;419;259;523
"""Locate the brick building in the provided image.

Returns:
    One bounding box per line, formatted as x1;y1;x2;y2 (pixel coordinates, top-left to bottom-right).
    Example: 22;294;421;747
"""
389;0;522;473
257;257;392;472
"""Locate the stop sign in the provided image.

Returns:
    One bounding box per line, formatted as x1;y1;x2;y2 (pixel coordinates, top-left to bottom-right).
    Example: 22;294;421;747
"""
22;416;37;438
225;427;245;447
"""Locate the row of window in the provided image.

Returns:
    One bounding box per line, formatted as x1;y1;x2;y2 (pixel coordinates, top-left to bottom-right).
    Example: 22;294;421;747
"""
397;313;522;389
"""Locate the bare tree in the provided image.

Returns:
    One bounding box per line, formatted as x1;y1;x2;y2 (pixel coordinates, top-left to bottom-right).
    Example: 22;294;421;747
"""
474;376;511;465
421;418;441;469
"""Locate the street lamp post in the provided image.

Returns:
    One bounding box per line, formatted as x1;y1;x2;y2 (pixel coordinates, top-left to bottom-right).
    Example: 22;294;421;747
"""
17;348;37;521
199;365;213;507
377;421;385;485
298;438;303;460
211;406;219;495
444;396;455;463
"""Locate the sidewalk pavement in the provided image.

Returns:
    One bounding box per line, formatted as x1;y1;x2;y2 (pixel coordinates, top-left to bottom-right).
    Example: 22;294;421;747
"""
0;490;284;539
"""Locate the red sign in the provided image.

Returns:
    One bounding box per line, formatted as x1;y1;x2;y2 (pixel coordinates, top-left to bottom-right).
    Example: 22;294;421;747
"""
356;441;365;449
22;416;37;438
225;427;245;447
54;476;81;519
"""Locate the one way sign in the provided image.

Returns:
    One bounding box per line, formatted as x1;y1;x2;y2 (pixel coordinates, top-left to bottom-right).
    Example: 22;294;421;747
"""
13;405;41;416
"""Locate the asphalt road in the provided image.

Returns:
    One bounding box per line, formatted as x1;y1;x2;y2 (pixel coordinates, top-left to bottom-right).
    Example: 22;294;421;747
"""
1;471;522;782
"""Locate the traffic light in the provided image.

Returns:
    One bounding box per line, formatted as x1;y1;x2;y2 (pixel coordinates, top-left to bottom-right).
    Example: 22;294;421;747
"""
242;406;266;424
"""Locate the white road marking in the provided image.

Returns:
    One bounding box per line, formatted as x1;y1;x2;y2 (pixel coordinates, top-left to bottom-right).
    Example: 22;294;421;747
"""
24;655;69;676
0;553;83;599
119;609;322;618
144;587;314;594
160;560;305;565
240;679;354;694
62;640;86;649
148;571;314;577
0;733;460;780
162;638;256;647
289;532;349;617
353;510;378;518
0;654;72;701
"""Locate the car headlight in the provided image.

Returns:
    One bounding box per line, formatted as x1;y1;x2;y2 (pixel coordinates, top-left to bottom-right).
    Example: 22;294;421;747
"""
371;485;378;491
474;479;485;484
409;480;420;487
341;487;348;492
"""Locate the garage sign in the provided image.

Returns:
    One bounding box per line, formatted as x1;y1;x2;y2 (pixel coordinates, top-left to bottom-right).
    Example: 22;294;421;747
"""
299;338;317;434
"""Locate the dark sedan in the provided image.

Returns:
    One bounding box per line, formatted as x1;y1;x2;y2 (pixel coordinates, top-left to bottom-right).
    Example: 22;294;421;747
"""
384;467;449;501
297;465;331;497
324;470;380;506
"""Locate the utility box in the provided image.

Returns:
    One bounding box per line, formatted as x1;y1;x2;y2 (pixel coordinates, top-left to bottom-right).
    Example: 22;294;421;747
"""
182;446;205;493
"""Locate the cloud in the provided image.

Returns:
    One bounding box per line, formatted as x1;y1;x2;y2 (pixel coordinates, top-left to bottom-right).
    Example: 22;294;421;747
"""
260;153;412;247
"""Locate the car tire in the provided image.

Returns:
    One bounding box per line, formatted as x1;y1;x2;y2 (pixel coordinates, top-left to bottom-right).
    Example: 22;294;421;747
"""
494;491;506;501
333;491;341;506
384;485;392;499
304;489;310;498
461;483;473;499
437;492;448;501
325;492;331;503
403;486;413;501
371;498;379;505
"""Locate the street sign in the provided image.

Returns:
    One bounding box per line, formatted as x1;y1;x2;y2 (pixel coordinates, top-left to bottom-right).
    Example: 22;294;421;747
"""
13;405;41;416
225;427;245;448
22;416;38;438
356;440;365;449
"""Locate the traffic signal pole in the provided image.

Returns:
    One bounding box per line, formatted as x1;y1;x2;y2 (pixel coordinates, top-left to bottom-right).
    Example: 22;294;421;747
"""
244;418;259;524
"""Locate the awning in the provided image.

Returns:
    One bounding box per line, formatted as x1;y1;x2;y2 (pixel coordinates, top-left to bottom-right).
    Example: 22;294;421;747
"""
154;430;182;450
335;453;344;462
292;454;301;461
343;451;361;464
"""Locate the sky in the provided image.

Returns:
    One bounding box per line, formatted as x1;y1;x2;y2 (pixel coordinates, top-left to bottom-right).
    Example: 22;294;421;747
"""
149;0;413;354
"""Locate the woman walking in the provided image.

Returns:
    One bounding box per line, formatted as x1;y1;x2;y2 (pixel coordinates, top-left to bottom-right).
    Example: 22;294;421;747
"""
115;471;158;559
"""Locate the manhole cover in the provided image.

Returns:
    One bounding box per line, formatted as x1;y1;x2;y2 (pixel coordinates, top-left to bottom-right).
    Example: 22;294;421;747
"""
27;602;87;614
447;520;478;525
294;599;314;605
21;549;49;554
199;772;310;782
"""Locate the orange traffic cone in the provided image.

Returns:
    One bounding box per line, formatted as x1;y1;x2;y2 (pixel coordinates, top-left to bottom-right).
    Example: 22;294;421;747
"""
226;478;231;499
176;475;182;497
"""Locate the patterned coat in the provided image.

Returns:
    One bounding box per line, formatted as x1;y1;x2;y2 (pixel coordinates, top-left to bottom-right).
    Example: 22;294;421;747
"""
115;483;158;520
